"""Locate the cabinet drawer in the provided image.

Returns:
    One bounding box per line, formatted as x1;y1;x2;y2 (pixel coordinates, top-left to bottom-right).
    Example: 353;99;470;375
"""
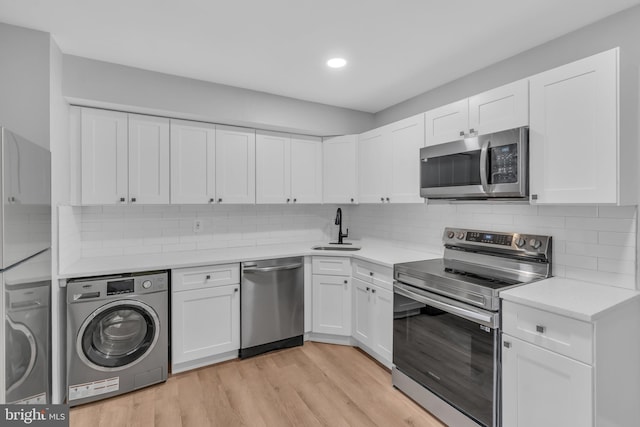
352;260;393;290
172;263;240;292
312;256;351;276
502;301;593;364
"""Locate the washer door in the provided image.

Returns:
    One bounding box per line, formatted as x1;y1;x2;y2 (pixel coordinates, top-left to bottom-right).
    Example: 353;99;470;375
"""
77;300;160;371
5;317;37;393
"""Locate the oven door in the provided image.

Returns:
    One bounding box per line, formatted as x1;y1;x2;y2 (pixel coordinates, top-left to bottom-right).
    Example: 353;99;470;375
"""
393;282;499;427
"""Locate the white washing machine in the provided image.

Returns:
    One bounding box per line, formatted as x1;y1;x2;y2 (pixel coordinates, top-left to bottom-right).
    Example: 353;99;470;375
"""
66;271;168;406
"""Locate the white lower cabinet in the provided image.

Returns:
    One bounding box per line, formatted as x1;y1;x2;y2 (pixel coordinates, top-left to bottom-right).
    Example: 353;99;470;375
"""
171;264;240;373
501;296;640;427
312;274;351;336
352;277;393;367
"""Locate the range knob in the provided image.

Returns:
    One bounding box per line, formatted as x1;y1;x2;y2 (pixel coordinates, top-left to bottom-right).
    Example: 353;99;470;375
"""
515;237;526;248
529;239;542;250
447;231;455;239
456;232;465;240
142;280;152;289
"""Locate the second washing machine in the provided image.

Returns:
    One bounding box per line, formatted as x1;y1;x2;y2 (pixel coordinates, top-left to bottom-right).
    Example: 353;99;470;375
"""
66;271;168;406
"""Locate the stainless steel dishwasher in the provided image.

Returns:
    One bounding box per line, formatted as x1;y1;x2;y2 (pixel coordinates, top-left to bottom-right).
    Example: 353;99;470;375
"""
240;257;304;358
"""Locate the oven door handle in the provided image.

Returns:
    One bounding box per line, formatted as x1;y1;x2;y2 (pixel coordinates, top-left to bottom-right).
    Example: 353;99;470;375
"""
479;139;490;194
394;284;496;328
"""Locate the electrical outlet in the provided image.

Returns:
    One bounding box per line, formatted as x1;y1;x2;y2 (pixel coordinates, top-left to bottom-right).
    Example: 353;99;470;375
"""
193;219;203;233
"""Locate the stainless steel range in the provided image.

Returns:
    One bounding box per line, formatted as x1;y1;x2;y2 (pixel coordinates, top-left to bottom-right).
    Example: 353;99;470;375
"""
392;227;552;427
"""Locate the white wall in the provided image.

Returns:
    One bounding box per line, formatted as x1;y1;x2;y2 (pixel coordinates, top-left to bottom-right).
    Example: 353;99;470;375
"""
62;55;375;137
0;22;50;148
347;203;637;289
375;4;640;126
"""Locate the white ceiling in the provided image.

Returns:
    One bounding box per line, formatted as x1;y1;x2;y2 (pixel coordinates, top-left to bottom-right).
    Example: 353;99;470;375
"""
1;0;639;113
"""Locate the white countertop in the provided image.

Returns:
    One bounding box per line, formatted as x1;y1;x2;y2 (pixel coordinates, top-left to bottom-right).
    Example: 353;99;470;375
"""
500;277;640;322
59;239;441;280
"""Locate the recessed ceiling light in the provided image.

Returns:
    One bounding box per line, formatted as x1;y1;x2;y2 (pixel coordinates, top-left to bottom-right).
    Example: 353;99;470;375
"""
327;58;347;68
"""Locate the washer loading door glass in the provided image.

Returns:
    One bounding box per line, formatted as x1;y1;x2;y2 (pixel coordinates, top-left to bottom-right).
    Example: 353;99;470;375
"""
78;300;160;370
5;318;36;393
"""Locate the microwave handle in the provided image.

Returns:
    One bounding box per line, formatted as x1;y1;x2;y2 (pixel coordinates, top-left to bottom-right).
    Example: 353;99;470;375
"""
479;139;490;193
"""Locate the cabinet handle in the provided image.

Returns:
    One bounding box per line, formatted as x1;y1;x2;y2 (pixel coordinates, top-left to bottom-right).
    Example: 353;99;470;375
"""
531;194;538;200
218;198;222;203
206;275;211;280
343;280;348;284
8;196;15;203
120;197;126;203
293;198;297;203
209;198;215;203
469;128;475;134
385;197;390;202
131;197;137;202
371;288;376;293
503;341;511;348
350;198;354;203
234;288;239;293
459;131;465;137
380;197;384;202
536;325;546;333
369;272;374;276
366;287;370;291
286;198;291;203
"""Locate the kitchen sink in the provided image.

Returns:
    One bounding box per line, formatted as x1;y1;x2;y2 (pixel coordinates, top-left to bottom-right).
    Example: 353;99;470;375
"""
312;245;361;251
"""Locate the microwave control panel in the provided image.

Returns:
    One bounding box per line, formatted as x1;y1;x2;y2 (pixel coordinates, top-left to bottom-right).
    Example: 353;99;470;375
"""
489;143;518;184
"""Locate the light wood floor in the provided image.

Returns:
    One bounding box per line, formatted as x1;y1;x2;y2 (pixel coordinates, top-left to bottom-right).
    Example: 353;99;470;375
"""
70;342;445;427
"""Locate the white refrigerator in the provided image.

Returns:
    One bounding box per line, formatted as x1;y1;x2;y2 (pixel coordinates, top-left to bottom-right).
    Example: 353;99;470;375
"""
0;127;51;404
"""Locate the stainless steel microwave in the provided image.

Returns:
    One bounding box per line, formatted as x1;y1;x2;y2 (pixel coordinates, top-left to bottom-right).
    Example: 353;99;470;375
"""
420;127;528;200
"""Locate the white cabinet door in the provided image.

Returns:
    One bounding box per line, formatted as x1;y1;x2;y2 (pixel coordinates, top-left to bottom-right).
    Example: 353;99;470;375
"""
323;135;358;204
424;99;469;146
80;108;128;204
358;128;391;203
290;135;322;203
128;114;170;204
215;125;255;204
468;79;529;135
170;120;216;204
172;284;240;365
256;131;290;204
371;285;393;365
312;275;351;336
529;48;618;204
502;335;592;427
352;278;372;346
389;113;424;203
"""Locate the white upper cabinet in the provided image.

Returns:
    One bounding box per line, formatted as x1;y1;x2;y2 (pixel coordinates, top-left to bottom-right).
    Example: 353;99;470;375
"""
358;113;424;203
290;135;323;203
323;135;358;204
79;108;170;205
256;131;322;204
424;99;469;147
128;114;170;204
529;48;635;205
170;120;216;204
425;79;529;146
80;108;128;205
468;79;529;136
215;125;256;204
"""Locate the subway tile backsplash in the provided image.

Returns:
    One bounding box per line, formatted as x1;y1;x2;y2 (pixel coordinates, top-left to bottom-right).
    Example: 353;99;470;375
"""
346;203;638;290
58;202;638;290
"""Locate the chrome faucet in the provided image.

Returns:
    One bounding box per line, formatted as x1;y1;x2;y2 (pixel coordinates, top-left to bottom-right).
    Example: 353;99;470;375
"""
335;208;349;244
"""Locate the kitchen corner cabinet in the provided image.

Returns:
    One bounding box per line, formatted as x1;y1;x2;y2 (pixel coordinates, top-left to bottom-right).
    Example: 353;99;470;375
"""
256;131;322;204
171;264;240;373
358;113;425;204
215;125;256;204
501;296;640;427
311;257;352;336
529;47;636;205
75;107;170;205
424;79;528;146
351;260;394;367
323;135;358;204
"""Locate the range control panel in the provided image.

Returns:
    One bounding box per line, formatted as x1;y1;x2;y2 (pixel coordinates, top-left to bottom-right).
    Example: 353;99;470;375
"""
443;227;551;255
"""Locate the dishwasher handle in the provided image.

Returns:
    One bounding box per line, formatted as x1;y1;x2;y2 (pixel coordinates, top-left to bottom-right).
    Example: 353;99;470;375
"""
243;263;303;273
